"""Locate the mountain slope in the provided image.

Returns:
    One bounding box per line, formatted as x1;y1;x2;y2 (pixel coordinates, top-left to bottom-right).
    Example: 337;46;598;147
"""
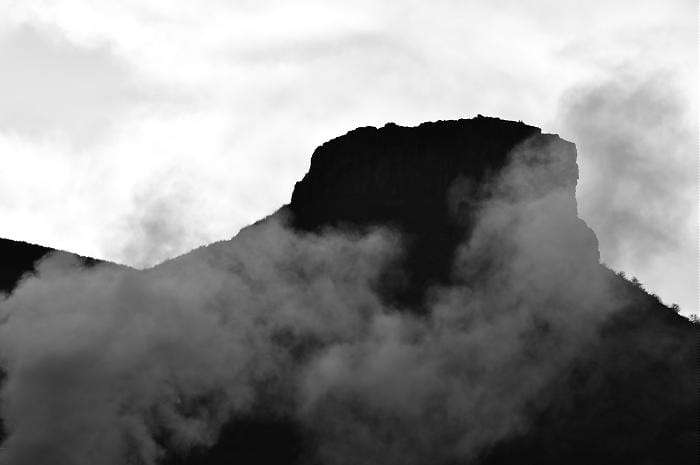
0;116;696;465
155;117;697;464
0;238;106;294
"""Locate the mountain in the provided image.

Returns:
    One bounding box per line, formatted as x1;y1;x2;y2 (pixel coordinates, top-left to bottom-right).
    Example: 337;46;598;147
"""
0;238;106;294
0;116;696;465
288;117;600;308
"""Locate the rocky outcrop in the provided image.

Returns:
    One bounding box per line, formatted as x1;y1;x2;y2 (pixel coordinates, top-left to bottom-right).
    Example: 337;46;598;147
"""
293;117;551;230
290;116;599;307
0;116;695;465
172;117;694;465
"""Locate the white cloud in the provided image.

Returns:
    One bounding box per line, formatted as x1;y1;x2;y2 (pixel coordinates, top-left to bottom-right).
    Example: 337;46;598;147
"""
0;25;151;145
0;0;695;313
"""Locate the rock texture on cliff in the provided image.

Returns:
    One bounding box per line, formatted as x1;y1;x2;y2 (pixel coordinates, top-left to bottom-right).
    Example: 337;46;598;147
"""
289;116;600;307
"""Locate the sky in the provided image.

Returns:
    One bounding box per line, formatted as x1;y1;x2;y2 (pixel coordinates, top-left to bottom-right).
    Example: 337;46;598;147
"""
0;0;696;314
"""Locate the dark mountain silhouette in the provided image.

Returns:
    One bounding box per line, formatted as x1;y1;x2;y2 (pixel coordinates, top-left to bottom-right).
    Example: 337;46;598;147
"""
0;238;106;294
289;117;600;308
0;116;696;465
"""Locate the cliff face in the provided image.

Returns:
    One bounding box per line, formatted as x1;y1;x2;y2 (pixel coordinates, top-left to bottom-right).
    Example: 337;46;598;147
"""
0;117;696;465
292;118;543;228
290;116;599;307
293;117;555;229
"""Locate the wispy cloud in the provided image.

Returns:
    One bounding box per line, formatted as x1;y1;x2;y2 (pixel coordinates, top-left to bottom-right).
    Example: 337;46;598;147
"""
560;69;698;313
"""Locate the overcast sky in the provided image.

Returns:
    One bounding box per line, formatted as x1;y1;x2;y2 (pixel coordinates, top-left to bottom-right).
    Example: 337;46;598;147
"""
0;0;696;314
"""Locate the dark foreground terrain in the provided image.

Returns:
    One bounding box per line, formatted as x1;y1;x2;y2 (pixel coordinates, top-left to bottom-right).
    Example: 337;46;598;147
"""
0;116;697;465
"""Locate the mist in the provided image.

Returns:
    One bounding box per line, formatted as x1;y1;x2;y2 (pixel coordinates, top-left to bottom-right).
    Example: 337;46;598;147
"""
561;69;698;314
0;138;634;464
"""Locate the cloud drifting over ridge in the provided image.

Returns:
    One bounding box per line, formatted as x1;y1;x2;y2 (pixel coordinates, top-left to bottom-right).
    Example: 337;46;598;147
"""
0;222;401;464
0;139;625;465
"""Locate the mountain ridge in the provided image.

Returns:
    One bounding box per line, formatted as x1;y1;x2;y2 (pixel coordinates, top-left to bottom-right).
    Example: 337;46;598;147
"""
0;116;696;465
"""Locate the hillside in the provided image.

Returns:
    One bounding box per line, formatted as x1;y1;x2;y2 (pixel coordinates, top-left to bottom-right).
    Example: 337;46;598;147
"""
0;117;696;465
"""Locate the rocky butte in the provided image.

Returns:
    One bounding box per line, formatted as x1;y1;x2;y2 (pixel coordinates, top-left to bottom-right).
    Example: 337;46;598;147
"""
288;117;600;308
0;116;696;465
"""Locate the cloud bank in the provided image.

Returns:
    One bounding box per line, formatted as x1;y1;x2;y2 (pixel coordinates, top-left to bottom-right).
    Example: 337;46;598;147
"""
0;139;629;465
